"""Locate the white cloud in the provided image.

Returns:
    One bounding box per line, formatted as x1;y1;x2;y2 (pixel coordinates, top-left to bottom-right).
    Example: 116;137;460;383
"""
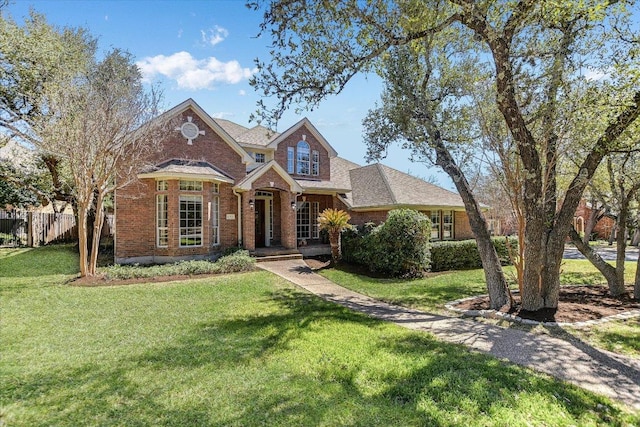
177;29;183;38
201;26;229;47
212;112;234;119
238;89;246;96
136;51;256;90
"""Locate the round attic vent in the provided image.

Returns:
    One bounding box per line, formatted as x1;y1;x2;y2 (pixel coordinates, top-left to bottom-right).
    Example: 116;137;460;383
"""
181;121;199;140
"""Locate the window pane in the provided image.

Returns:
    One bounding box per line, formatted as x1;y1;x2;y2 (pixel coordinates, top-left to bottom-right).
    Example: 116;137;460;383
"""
179;195;202;246
179;180;202;191
296;141;310;175
287;147;294;173
312;202;319;238
312;151;319;176
296;201;310;239
443;210;453;240
255;153;265;163
431;211;440;240
212;196;219;245
156;194;168;247
157;180;168;191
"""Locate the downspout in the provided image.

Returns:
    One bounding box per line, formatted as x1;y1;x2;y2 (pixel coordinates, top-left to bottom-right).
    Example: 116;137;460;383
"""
233;188;243;247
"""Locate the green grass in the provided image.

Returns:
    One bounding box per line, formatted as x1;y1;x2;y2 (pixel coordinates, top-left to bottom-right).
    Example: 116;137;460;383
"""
571;319;640;358
320;259;638;313
2;246;639;425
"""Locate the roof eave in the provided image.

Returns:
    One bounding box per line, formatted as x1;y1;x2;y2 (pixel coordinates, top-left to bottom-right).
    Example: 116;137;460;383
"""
137;171;234;183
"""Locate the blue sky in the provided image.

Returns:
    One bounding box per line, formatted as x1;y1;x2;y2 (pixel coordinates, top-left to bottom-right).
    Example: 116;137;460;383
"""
5;0;454;188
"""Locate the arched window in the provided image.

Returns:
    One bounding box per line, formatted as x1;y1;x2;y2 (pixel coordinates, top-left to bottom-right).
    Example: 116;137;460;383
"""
296;141;310;175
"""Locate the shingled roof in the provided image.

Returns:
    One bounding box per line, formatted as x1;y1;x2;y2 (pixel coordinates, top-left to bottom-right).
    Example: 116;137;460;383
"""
138;159;234;183
342;163;466;210
295;157;360;193
214;119;279;147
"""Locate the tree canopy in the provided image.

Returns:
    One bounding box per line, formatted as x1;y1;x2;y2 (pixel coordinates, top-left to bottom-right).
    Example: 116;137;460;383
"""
250;0;640;310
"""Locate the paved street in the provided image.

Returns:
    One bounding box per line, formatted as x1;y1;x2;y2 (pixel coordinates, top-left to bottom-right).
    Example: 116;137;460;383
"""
563;244;639;262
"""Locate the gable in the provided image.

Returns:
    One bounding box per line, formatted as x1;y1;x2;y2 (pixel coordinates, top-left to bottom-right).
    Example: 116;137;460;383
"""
235;161;303;193
267;118;338;158
157;99;253;165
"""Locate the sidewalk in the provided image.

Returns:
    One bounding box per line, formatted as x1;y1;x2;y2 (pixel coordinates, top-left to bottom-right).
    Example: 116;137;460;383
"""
258;259;640;410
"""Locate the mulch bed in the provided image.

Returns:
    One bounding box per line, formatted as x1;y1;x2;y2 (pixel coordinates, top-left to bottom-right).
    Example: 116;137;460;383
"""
453;285;640;323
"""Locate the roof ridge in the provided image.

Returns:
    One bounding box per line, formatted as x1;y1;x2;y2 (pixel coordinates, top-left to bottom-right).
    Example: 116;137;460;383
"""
376;163;397;204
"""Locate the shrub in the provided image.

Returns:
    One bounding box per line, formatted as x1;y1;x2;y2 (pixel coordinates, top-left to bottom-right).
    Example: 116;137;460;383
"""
341;210;431;278
101;250;255;280
430;237;516;272
215;250;255;273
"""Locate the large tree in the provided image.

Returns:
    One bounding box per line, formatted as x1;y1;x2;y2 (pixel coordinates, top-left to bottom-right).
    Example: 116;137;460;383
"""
250;0;640;311
33;50;166;276
0;12;95;208
1;12;167;276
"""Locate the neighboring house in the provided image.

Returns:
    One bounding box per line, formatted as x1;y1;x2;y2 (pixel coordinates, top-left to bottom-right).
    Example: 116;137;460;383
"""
114;99;475;264
573;199;615;241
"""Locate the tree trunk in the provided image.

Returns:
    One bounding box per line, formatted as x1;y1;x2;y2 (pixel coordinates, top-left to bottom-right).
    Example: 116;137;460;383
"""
612;201;629;296
88;192;106;276
76;203;90;277
608;222;616;246
583;207;605;244
569;226;618;288
433;140;511;310
329;230;341;264
634;252;639;300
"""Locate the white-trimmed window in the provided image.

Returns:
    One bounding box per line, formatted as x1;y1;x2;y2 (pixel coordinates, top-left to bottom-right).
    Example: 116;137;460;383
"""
287;147;295;173
312;150;319;176
180;180;202;191
431;211;441;240
297;201;310;239
212;182;220;245
296;141;310;175
255;152;266;163
156;194;168;247
157;180;168;191
312;201;320;238
179;195;203;247
443;210;454;240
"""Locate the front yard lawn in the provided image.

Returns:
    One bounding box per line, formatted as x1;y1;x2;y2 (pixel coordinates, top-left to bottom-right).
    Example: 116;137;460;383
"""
320;260;640;359
319;260;637;314
2;246;639;425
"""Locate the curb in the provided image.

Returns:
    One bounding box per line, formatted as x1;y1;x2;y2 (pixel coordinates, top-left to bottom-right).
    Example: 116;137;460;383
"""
445;295;640;328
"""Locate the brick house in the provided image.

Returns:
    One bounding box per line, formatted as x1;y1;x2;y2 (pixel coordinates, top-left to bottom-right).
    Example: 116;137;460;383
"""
114;99;475;264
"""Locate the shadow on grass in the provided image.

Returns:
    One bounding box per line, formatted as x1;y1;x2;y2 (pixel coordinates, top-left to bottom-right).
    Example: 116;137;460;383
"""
5;288;635;426
137;289;381;369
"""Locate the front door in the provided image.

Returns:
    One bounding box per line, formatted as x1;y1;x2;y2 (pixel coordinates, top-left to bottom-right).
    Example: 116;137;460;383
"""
255;199;266;248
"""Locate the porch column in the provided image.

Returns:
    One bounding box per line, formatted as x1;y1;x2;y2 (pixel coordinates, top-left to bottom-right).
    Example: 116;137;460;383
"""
281;192;297;249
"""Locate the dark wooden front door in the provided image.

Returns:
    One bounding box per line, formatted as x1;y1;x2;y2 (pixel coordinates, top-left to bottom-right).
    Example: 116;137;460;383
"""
255;199;266;248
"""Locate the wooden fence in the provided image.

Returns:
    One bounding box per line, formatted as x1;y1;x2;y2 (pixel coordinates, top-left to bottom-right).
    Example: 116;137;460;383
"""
0;209;78;247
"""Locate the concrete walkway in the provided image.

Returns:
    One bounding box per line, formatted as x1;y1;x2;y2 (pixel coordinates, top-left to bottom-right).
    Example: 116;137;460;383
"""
258;259;640;410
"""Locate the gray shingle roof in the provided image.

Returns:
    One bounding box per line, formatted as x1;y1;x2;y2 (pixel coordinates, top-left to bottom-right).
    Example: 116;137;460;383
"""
295;156;360;192
140;159;234;182
346;163;465;209
214;119;279;147
213;118;248;139
236;125;279;146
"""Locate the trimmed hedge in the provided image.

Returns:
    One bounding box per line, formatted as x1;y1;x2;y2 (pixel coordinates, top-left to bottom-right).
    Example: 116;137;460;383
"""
341;209;431;278
430;237;516;272
102;250;256;280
